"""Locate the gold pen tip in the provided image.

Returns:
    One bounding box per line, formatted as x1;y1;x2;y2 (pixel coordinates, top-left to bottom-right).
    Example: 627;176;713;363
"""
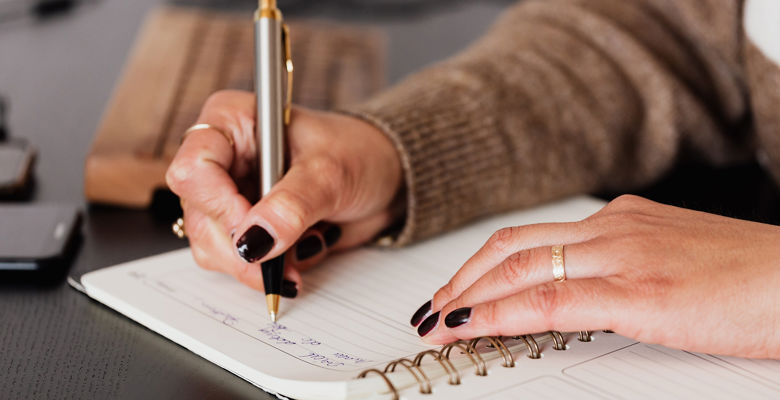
266;294;280;322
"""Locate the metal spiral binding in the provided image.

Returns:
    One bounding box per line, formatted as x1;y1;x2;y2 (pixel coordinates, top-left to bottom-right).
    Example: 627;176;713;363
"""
511;335;541;359
469;337;515;367
356;331;592;397
357;369;399;400
413;350;460;385
549;331;567;350
442;341;488;376
384;358;431;394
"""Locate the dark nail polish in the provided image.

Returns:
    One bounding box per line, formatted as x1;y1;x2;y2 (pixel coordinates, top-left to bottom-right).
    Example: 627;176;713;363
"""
296;235;323;261
281;279;298;299
444;307;471;328
236;225;275;263
417;311;440;337
323;225;342;247
410;300;432;327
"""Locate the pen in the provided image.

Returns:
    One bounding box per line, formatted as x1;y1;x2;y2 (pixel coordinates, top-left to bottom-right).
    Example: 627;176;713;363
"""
255;0;293;322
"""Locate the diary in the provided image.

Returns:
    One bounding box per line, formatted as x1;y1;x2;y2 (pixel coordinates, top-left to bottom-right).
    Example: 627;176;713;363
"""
73;197;780;399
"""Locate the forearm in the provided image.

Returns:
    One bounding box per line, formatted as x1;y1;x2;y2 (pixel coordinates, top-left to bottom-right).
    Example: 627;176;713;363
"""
347;0;748;245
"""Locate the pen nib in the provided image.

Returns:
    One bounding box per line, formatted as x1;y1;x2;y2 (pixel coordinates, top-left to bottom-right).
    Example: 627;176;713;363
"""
266;294;280;322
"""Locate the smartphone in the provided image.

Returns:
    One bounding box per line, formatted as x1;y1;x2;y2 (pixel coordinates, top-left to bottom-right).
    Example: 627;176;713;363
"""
0;204;81;279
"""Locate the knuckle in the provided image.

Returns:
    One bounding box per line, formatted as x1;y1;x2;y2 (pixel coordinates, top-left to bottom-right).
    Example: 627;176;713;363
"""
480;301;501;327
528;284;563;327
165;158;194;193
267;188;311;234
499;251;531;286
608;194;646;211
487;227;521;254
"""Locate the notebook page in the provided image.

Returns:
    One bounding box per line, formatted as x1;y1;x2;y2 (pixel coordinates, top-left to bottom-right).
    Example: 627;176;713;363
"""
562;343;780;399
400;333;780;400
81;197;607;399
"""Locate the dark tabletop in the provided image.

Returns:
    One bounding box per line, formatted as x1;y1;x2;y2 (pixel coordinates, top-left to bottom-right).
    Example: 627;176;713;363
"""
2;1;779;399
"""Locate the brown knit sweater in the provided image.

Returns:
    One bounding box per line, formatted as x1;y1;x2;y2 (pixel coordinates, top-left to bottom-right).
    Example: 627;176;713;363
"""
345;0;780;246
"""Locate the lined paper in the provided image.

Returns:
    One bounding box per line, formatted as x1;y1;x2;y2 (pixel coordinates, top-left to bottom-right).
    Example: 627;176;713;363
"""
137;255;437;372
81;196;779;399
563;343;779;399
479;376;604;400
81;197;608;397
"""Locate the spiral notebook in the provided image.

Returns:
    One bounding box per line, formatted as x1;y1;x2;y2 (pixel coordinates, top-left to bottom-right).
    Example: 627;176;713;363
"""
76;197;780;399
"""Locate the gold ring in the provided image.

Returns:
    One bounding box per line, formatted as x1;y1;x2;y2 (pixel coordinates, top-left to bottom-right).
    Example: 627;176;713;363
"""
172;217;186;239
181;123;235;147
551;245;566;282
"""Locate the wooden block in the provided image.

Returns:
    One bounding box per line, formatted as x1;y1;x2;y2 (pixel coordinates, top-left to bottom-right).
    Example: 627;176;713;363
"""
85;6;386;207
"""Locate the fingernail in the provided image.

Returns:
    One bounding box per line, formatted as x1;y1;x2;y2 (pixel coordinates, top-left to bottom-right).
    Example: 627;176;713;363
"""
295;235;323;261
281;279;298;299
444;307;471;328
417;311;440;337
410;300;432;327
236;225;275;263
323;225;342;247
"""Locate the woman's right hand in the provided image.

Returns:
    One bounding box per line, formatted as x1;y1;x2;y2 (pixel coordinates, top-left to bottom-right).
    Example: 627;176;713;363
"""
166;90;403;294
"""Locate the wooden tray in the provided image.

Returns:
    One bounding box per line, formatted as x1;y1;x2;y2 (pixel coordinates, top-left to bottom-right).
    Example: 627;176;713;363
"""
85;6;385;207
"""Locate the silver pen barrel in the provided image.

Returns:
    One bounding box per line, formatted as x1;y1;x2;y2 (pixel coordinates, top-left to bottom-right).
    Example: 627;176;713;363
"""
255;2;284;197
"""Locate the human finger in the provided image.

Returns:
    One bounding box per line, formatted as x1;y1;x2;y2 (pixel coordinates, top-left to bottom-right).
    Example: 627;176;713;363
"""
420;278;626;344
286;229;328;271
331;209;400;251
424;222;594;323
232;157;348;264
435;241;612;326
168;139;252;234
184;207;302;295
166;91;253;231
285;209;395;273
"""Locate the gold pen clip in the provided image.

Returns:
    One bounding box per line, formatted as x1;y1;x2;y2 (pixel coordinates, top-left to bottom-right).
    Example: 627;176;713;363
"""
282;23;294;126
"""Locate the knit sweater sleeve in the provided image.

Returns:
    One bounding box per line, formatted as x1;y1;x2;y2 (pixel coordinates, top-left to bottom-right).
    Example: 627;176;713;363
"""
344;0;749;246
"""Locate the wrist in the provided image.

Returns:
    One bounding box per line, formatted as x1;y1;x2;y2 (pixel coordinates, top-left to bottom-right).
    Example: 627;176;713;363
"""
337;111;407;242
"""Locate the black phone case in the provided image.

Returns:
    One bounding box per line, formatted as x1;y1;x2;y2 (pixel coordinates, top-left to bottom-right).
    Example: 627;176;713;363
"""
0;210;82;283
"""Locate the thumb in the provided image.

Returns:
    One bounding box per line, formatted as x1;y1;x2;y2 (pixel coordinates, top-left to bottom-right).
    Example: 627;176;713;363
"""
232;157;345;264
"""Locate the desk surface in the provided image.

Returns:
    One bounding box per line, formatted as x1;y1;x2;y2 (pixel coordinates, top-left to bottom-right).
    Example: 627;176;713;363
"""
0;1;508;398
2;1;779;399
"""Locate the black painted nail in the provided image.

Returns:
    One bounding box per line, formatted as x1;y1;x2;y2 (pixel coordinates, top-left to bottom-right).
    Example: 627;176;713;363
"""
410;300;432;327
417;311;440;337
323;225;342;247
296;235;323;261
236;225;275;263
444;307;471;328
281;279;298;299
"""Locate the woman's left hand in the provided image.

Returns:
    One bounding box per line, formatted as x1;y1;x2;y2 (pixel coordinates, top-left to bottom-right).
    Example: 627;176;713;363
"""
412;195;780;359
